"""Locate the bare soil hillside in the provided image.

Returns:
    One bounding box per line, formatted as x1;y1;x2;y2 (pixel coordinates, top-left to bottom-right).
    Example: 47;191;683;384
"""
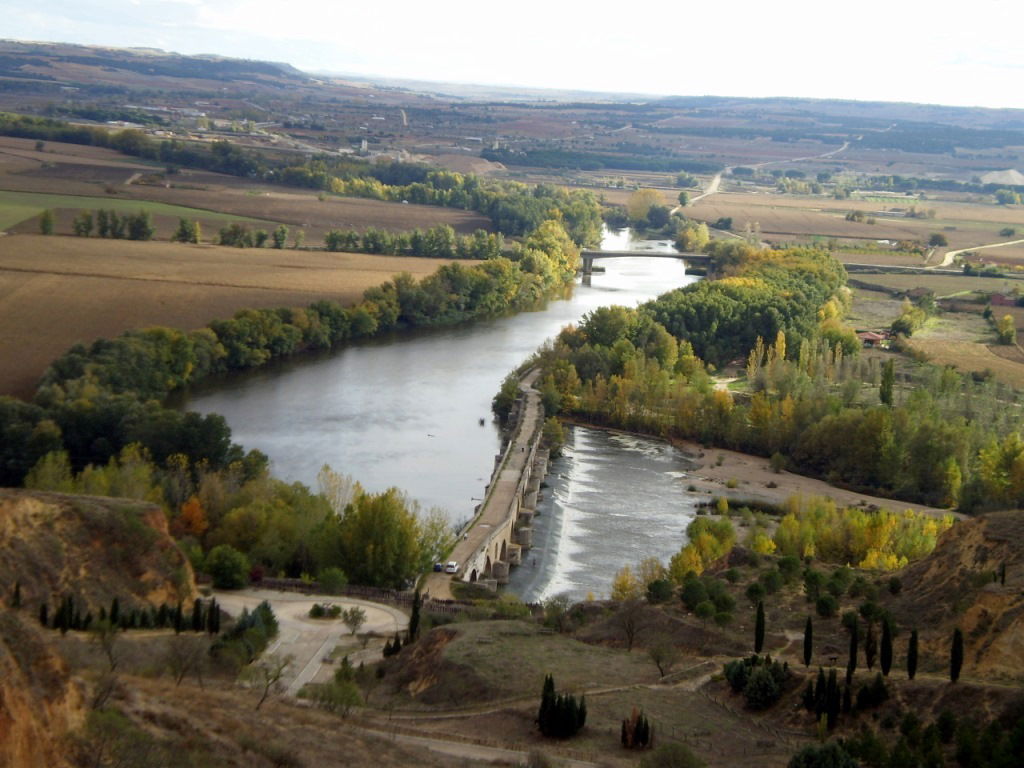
893;510;1024;682
0;489;195;617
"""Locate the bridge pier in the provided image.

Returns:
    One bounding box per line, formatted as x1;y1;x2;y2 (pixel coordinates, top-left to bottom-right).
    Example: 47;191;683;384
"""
492;561;510;584
516;526;533;548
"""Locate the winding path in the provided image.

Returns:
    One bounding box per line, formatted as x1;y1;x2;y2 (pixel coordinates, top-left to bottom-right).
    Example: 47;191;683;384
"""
215;587;407;696
930;237;1024;268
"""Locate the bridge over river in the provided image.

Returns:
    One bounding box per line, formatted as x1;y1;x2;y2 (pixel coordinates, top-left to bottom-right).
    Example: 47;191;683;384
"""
580;249;709;275
423;369;547;600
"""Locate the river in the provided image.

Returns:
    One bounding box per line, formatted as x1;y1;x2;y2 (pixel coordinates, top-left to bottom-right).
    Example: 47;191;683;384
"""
185;228;701;600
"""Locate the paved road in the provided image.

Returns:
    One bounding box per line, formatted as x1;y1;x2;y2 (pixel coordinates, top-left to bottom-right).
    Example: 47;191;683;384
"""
422;369;543;601
215;588;407;696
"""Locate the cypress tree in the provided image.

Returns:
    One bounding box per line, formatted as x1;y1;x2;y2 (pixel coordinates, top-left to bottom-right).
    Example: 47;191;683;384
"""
803;616;813;667
109;597;120;627
950;628;963;683
907;629;918;680
880;618;893;676
173;601;184;634
846;616;858;684
999;562;1006;586
409;590;421;642
865;621;877;670
39;603;48;627
157;603;168;628
814;667;827;717
191;598;204;632
539;674;556;734
12;581;20;608
754;600;765;654
825;668;840;729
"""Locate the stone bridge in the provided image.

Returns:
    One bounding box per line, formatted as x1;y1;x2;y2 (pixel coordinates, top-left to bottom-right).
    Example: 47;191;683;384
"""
580;249;710;275
423;369;547;598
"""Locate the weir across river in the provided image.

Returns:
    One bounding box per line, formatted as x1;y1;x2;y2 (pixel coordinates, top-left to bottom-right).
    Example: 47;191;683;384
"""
423;369;547;599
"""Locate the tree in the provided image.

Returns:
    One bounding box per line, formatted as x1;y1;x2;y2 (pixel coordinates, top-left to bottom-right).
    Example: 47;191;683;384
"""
254;229;269;248
880;359;894;406
341;606;367;636
72;211;93;237
996;314;1016;344
272;224;288;249
612;599;646;652
164;633;209;686
950;627;963;683
803;616;813;667
639;743;703;768
864;621;877;670
627;188;664;224
880;618;893;676
611;565;644;601
126;211;155;241
754;600;765;654
190;598;204;633
39;209;54;235
677;191;690;207
928;233;948;247
172;218;199;243
846;616;858;683
787;742;858;768
337;488;421;588
408;590;422;642
245;653;292;710
648;634;681;677
90;619;121;673
205;544;250;589
907;628;918;680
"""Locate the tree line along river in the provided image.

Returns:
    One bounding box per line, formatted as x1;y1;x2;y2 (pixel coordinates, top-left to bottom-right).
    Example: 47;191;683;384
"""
184;229;703;600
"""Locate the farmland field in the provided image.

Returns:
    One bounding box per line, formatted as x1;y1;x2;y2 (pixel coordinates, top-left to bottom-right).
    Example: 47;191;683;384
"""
0;234;453;398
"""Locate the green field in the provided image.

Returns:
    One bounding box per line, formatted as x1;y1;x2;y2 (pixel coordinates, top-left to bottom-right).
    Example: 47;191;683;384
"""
0;190;274;230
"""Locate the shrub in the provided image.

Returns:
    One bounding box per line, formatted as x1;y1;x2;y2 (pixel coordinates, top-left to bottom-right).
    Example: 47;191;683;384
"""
746;583;766;604
206;545;250;589
816;595;838;618
761;570;783;595
318;567;348;594
855;673;888;710
744;666;781;710
646;578;673;604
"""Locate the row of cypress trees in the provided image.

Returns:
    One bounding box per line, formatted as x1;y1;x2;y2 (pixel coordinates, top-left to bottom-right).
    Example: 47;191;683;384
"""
538;674;587;739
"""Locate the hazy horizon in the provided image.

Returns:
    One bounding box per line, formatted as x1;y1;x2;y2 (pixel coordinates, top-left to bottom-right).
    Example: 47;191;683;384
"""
5;0;1024;111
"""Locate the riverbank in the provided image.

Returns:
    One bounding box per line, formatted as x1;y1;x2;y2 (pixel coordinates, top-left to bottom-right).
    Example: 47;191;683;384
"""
558;418;952;519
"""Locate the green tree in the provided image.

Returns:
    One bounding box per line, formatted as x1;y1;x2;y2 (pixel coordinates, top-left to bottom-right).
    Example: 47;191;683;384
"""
846;616;858;683
787;742;858;768
880;618;893;676
72;211;93;237
677;191;690;207
206;544;250;589
126;211;155;241
950;627;963;683
803;616;813;667
408;589;422;642
254;229;269;248
39;208;54;235
338;488;420;588
341;606;366;636
272;224;288;249
928;233;948;247
880;359;895;406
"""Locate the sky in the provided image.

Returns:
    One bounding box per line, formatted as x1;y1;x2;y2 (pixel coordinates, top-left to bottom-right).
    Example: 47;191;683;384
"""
5;0;1024;109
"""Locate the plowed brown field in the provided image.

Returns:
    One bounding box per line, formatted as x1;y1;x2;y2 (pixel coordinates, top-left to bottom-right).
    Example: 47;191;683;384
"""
0;234;452;398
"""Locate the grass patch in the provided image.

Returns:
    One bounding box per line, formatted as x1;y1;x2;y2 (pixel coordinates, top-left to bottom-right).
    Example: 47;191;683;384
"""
0;189;273;229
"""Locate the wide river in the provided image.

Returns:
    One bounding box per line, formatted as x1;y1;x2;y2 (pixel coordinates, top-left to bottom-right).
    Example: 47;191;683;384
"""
185;229;702;601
